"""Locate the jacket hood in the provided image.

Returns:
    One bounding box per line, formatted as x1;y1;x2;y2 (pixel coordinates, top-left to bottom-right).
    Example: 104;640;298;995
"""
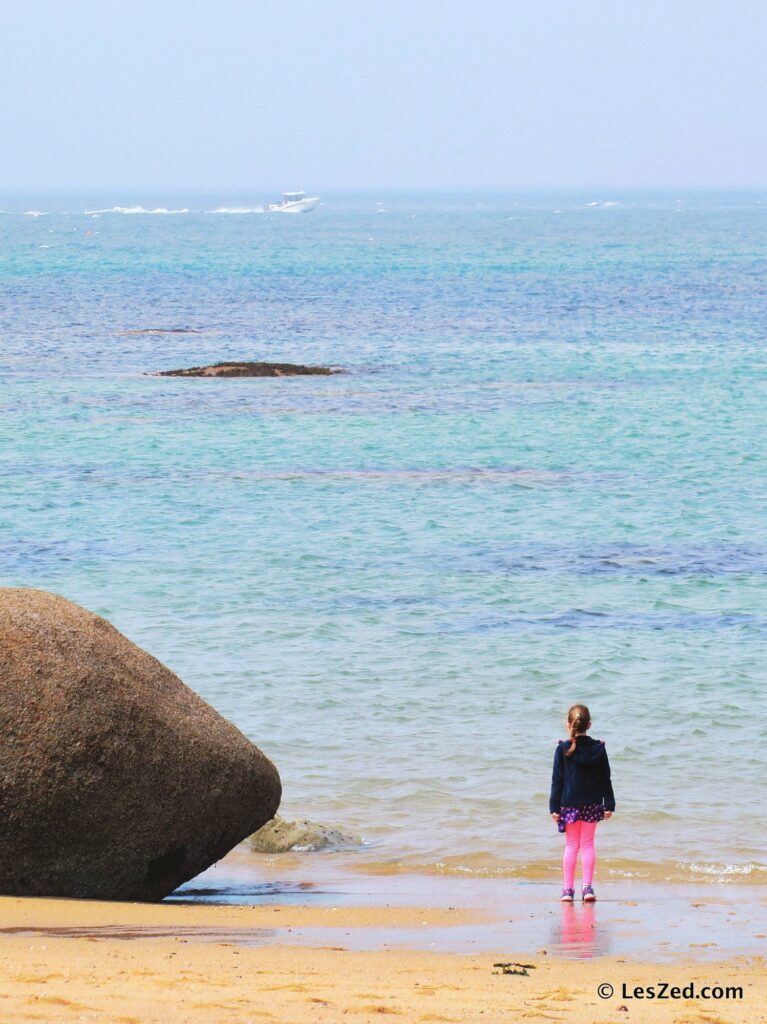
558;735;606;766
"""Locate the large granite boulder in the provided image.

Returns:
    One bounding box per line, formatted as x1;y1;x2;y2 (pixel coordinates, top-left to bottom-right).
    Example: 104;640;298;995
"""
0;588;281;901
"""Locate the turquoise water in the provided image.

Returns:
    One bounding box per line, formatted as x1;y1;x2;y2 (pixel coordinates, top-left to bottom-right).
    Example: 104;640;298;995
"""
1;192;766;884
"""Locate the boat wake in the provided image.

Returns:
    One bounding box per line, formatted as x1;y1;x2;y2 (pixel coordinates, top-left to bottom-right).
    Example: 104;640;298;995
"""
85;206;190;215
206;207;265;214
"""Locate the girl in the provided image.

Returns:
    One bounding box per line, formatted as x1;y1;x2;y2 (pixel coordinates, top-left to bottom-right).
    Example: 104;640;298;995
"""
549;704;615;902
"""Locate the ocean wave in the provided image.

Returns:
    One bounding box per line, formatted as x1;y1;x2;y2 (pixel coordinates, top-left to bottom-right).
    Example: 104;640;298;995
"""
84;206;190;215
346;855;767;885
686;861;767;877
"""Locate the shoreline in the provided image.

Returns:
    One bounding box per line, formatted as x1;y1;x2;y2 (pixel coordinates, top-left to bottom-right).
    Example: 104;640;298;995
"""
204;835;767;888
168;854;767;962
273;849;767;887
5;849;764;962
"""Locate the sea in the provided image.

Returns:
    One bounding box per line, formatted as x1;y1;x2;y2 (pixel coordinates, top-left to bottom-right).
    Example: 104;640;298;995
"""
1;191;765;889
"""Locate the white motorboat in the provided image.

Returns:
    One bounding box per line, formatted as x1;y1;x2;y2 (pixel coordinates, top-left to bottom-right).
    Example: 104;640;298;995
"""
264;191;320;214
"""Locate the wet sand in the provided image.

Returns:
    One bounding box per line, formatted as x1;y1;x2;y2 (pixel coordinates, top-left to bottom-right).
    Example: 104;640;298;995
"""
165;851;767;961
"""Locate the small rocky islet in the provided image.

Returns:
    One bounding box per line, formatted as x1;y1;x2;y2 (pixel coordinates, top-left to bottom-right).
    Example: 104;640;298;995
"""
154;361;342;378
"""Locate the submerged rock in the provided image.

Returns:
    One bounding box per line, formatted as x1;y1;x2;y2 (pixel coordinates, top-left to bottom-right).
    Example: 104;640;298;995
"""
123;327;204;335
250;815;362;853
0;588;281;901
154;361;341;378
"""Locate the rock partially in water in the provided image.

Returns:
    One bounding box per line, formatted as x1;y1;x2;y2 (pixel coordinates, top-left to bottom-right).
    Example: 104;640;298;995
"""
154;361;342;378
0;588;281;901
124;328;204;335
250;815;362;853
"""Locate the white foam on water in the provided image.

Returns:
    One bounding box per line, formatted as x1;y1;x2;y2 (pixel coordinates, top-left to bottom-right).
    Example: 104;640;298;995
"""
23;210;50;217
686;861;767;877
84;206;190;215
205;207;264;214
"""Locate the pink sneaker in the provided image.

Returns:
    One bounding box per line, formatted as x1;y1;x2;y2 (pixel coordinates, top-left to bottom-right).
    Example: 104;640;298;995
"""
560;887;575;902
582;884;596;902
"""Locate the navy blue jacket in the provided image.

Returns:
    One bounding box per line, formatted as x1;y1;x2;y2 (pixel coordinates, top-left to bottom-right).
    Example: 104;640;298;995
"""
549;735;616;813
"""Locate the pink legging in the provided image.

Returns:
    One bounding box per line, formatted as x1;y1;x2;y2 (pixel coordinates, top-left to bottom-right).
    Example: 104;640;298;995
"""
563;820;597;888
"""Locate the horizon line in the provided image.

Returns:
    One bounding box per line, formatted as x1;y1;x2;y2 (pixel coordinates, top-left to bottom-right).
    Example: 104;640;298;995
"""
3;184;767;196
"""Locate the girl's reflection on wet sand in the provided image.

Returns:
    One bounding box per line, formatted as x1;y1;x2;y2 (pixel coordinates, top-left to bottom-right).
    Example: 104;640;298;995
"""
553;903;609;958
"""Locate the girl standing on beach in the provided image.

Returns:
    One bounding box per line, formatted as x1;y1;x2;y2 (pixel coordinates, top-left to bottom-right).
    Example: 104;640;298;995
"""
549;704;615;902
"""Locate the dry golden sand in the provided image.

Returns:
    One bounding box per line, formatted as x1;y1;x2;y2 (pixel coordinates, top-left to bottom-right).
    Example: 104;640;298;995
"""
0;897;764;1024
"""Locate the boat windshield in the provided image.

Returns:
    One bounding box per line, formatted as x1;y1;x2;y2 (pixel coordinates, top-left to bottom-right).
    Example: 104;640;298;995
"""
282;192;305;202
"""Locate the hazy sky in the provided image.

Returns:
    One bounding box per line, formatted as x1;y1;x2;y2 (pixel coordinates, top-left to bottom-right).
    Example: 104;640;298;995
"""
2;0;766;191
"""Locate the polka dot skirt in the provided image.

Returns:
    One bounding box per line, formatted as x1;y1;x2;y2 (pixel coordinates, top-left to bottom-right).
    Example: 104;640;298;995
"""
557;803;605;834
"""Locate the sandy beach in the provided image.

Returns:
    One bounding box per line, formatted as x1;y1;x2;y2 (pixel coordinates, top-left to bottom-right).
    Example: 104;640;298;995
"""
2;885;765;1024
